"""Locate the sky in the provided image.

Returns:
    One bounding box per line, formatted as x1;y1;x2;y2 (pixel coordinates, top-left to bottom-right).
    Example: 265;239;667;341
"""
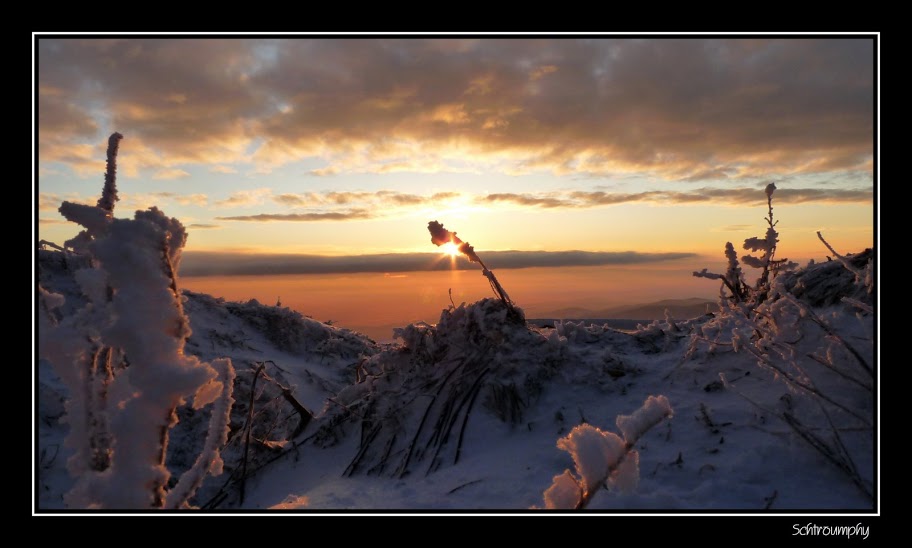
35;35;876;278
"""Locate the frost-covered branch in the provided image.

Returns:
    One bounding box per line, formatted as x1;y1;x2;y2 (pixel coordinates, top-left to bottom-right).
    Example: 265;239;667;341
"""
165;358;236;509
694;184;795;307
541;395;673;509
742;183;780;301
97;132;123;213
817;231;872;294
693;242;748;302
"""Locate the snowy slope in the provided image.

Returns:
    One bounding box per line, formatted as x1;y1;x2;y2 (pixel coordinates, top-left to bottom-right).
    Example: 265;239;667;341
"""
35;248;876;512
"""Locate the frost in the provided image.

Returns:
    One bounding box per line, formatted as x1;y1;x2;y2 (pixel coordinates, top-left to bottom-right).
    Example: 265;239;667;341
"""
556;424;625;492
39;133;236;509
165;358;235;509
609;449;639;493
616;395;673;444
541;395;673;509
270;495;310;509
543;470;582;509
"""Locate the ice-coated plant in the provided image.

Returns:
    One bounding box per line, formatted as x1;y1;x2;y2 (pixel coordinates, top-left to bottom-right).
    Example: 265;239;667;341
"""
693;183;795;305
37;133;235;509
687;184;874;502
540;395;673;509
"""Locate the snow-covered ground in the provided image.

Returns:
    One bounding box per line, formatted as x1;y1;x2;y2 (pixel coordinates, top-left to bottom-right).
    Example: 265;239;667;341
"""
35;247;876;514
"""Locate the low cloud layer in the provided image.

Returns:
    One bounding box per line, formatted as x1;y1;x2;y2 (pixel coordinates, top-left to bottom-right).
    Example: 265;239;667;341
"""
481;186;873;209
215;210;371;222
37;37;874;180
206;185;872;224
180;249;698;276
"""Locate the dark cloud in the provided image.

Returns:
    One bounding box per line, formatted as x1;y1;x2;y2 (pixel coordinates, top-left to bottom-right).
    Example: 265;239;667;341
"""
180;249;698;276
187;223;221;229
215;209;372;221
38;39;262;161
37;37;875;179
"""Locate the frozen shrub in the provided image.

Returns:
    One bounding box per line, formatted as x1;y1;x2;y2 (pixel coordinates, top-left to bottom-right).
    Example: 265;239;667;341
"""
687;185;874;503
37;133;235;509
694;184;796;305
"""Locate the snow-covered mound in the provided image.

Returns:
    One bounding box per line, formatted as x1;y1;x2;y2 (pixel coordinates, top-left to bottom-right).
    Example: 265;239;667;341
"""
308;298;563;478
36;248;876;511
778;248;874;307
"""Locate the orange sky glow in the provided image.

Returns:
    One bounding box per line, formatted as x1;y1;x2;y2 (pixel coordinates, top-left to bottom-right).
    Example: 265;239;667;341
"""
35;35;877;334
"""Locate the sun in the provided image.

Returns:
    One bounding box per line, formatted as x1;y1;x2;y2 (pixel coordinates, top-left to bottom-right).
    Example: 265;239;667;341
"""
441;241;460;258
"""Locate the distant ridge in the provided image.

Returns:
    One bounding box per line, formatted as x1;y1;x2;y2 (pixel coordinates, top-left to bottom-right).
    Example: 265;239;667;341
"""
541;297;718;322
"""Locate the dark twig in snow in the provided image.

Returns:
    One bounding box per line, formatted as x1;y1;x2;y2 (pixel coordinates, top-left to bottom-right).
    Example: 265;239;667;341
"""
239;363;266;505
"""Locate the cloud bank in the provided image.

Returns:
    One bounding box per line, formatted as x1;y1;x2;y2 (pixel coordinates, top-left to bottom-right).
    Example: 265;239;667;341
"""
180;249;698;276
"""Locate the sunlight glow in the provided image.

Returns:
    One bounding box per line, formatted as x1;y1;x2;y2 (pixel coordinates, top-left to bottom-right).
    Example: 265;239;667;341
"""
441;241;461;258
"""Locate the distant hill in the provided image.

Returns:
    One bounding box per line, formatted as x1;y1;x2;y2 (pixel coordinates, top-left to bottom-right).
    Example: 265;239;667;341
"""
541;297;718;322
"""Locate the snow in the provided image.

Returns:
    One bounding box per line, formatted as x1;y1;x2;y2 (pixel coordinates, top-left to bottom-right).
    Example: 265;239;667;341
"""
556;423;626;493
615;395;673;444
35;244;876;514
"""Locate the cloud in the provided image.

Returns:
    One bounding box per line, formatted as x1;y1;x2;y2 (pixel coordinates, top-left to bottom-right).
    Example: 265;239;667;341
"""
38;192;94;211
485;193;571;208
270;190;461;208
214;188;273;207
152;168;191;180
481;186;872;209
38;193;64;211
715;224;754;232
210;165;238;174
171;193;208;206
37;38;874;180
38;217;68;225
39;191;209;215
187;223;221;229
215;209;372;222
180;249;698;276
272;193;315;206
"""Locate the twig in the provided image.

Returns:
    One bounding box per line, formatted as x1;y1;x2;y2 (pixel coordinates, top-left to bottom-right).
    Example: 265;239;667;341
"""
447;479;483;495
699;403;720;434
574;441;635;510
324;397;366;419
397;357;467;478
817;231;865;281
805;353;872;392
780;293;872;378
782;412;873;502
740;343;871;427
763;489;778;510
259;368;313;438
343;422;383;477
454;368;490;466
239;363;266;505
722;373;873;503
